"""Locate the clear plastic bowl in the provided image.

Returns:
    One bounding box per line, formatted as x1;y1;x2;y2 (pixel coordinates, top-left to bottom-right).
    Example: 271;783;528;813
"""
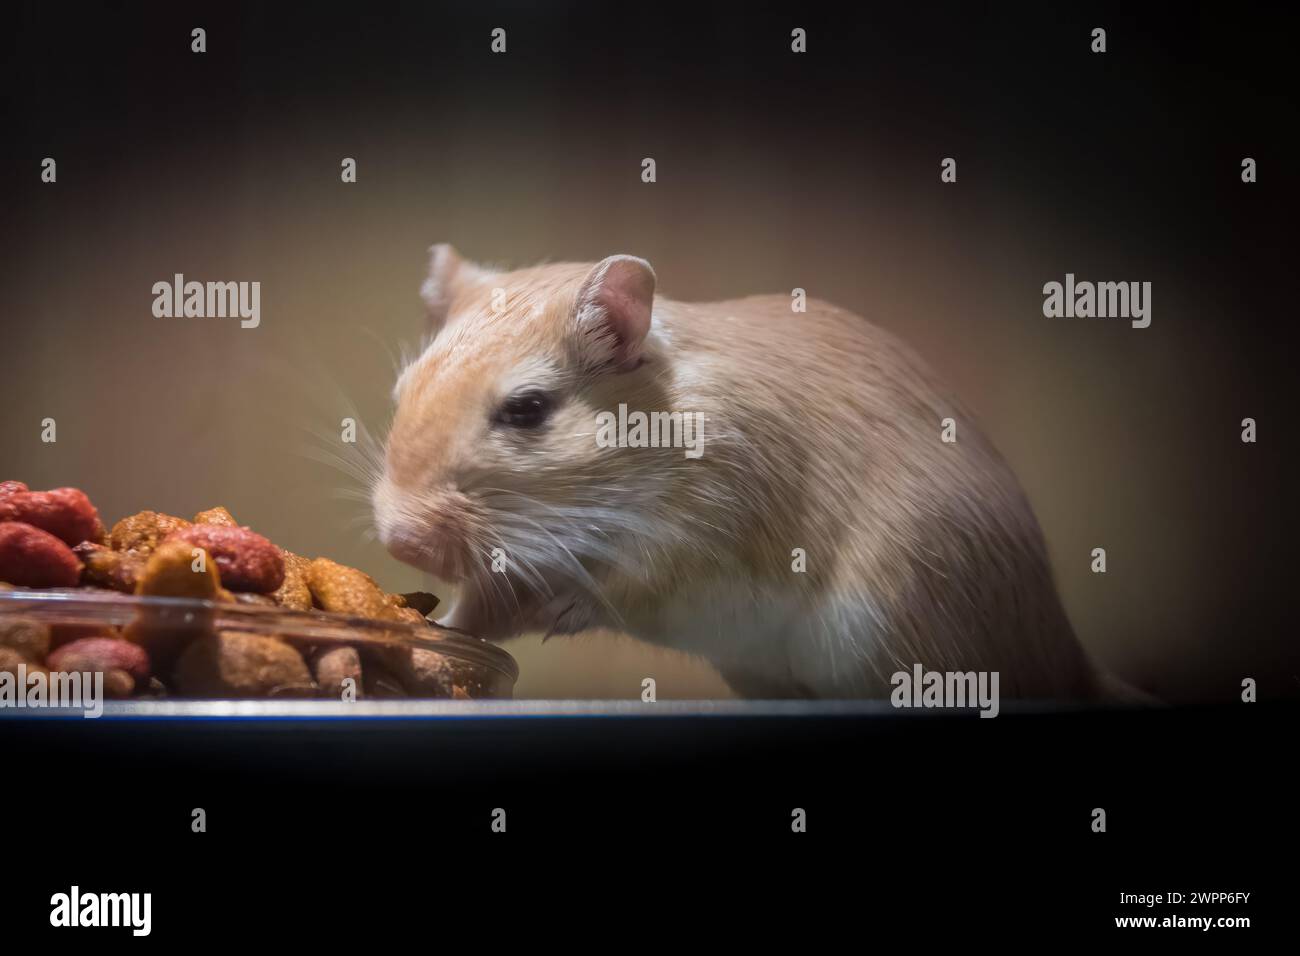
0;588;518;700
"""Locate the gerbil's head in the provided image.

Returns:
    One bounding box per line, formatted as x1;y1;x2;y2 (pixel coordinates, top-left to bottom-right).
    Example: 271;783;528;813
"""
373;244;668;638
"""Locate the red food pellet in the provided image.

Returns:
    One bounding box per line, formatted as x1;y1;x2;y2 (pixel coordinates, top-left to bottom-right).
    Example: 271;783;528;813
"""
0;522;83;587
163;524;285;593
48;637;152;684
0;481;29;499
0;487;101;546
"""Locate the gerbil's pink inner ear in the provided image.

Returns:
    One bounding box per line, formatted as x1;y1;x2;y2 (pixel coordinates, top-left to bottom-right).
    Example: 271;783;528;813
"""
421;243;491;333
575;255;656;372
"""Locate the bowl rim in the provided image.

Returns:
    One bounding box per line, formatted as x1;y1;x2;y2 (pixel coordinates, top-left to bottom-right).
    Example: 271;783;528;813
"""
0;588;519;682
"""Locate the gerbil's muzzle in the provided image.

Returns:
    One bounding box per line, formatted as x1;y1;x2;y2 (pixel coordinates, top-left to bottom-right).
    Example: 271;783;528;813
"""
373;483;480;582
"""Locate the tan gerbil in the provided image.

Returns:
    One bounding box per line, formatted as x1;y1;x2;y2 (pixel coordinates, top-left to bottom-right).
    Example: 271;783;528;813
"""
373;245;1114;700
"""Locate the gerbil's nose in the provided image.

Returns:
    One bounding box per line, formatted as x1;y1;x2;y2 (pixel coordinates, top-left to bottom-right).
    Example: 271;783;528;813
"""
372;480;474;581
373;504;411;561
380;523;429;568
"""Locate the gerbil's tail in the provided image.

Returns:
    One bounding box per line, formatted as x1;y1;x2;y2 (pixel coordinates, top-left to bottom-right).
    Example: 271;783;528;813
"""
1095;670;1165;707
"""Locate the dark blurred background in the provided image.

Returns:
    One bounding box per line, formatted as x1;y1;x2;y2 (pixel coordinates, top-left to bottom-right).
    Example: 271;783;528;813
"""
0;2;1292;700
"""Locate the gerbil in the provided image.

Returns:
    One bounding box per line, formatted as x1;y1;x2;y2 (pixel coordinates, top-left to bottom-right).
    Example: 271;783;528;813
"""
373;245;1115;700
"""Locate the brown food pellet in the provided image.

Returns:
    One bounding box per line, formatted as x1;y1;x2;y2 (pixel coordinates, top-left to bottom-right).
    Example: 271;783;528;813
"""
74;541;144;593
193;506;238;527
392;606;429;627
0;618;51;661
305;558;394;620
388;647;456;697
0;645;46;680
101;670;136;698
271;550;313;611
311;645;363;700
125;540;222;671
173;631;313;698
110;511;191;557
133;540;222;600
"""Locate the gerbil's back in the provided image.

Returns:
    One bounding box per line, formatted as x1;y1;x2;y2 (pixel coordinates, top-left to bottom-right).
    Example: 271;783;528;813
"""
660;293;1094;696
662;292;978;469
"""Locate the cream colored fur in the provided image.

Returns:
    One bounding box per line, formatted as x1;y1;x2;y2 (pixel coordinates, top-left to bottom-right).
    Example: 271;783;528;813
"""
373;246;1105;699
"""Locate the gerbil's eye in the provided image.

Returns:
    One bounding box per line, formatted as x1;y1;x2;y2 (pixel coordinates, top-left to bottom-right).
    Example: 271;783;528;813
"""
495;390;553;429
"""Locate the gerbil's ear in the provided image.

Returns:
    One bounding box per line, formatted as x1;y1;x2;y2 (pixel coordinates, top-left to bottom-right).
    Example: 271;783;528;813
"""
420;244;491;331
574;255;656;372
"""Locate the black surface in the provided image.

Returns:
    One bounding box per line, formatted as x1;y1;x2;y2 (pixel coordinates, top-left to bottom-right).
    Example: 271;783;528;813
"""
2;703;1291;941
